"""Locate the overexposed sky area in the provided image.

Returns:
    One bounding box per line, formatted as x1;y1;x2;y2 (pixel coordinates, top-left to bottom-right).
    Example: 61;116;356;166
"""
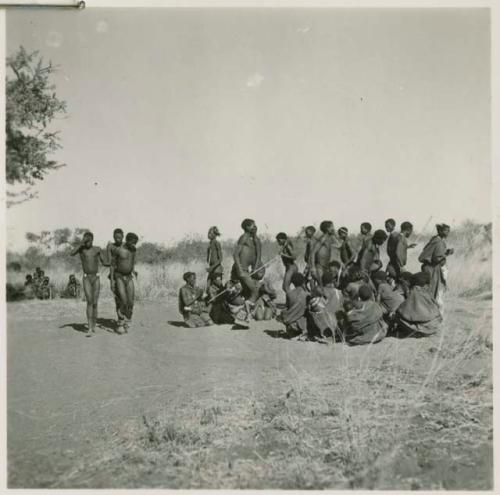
6;8;491;250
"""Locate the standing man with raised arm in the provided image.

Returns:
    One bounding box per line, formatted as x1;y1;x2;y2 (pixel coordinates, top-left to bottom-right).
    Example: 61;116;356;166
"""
71;231;107;335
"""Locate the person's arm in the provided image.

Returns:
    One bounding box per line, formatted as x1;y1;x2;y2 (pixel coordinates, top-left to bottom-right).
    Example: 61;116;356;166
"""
255;236;262;267
70;244;82;256
98;247;109;267
233;236;244;274
208;242;223;275
281;241;297;261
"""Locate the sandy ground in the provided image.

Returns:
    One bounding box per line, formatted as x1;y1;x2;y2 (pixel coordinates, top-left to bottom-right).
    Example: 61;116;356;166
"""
7;295;493;488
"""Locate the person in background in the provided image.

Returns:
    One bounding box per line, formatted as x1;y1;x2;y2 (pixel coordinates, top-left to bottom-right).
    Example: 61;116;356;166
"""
276;232;298;293
178;272;213;328
207;226;223;285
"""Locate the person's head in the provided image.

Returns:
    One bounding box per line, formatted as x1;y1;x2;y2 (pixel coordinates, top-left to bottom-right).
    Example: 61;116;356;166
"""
338;226;349;240
35;267;42;275
320;220;335;235
241;218;257;235
348;266;364;283
210;272;223;287
207;226;221;241
385;218;396;233
305;226;316;239
386;265;398;283
83;232;94;248
291;272;305;289
113;228;124;245
276;232;288;246
372;270;388;288
399;271;413;286
322;271;336;287
436;223;450;238
328;261;341;280
360;222;372;235
25;274;33;282
373;229;388;246
125;232;139;250
400;221;413;238
411;271;431;288
183;271;196;286
69;274;76;282
42;276;49;284
358;284;374;301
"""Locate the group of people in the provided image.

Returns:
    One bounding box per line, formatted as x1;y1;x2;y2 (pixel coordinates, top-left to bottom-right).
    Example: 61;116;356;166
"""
178;218;454;345
24;267;54;300
71;228;139;335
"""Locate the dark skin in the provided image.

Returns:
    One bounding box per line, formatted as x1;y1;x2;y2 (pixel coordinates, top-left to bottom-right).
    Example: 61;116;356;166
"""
310;223;335;272
113;239;138;328
107;231;124;292
234;221;261;275
401;228;417;249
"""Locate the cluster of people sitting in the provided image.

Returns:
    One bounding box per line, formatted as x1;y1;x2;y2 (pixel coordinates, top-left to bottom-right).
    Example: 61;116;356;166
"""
178;219;453;346
23;267;54;300
23;269;81;300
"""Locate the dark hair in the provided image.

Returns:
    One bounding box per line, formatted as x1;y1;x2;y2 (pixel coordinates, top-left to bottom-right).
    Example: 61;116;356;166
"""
401;221;413;232
358;284;373;301
126;232;139;243
322;271;335;286
319;220;333;233
373;230;388;244
276;232;287;241
338;227;348;235
113;228;123;235
385;218;396;227
361;222;372;232
183;271;195;282
400;271;413;282
83;231;94;240
411;271;430;287
291;272;305;287
305;225;316;234
241;218;255;230
372;270;387;283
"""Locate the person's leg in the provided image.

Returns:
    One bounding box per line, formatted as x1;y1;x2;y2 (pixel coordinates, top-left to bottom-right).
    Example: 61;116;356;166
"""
282;263;298;293
125;276;135;326
115;275;128;333
200;312;214;326
184;315;198;328
92;276;100;331
82;276;93;332
239;272;259;303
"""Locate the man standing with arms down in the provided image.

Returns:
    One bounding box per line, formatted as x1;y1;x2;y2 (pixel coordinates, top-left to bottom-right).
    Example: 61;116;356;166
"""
418;223;454;316
232;218;262;309
387;221;417;277
310;220;341;288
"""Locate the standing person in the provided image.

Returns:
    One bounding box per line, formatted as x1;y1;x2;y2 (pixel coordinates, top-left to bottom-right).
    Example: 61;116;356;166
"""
387;221;417;277
178;272;213;328
113;232;139;333
385;218;399;269
303;225;317;288
310;220;341;288
71;232;107;335
358;229;388;276
276;232;298;293
418;224;454;315
338;227;355;267
232;218;262;308
107;228;124;322
207;226;223;284
357;222;373;258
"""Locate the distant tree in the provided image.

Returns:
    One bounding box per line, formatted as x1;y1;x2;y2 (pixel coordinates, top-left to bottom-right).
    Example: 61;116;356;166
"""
6;46;67;206
53;228;72;249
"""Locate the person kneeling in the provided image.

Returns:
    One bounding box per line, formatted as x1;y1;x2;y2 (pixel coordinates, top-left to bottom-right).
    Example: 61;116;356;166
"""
344;284;387;346
395;272;442;337
179;272;213;328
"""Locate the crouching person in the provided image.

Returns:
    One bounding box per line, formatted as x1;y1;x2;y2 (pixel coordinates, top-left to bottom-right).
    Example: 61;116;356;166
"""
395;272;442;337
206;273;233;324
253;267;278;321
344;284;387;346
277;272;309;341
372;270;404;331
179;272;213;328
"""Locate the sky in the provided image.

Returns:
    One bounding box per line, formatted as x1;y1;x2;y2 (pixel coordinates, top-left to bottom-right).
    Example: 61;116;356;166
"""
6;7;491;251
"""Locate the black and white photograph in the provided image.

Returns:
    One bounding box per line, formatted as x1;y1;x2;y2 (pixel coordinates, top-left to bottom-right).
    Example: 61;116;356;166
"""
2;1;494;490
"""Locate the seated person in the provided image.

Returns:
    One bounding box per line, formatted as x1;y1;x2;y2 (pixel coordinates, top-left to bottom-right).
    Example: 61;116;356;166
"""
344;284;388;346
277;272;309;340
252;267;278;321
395;272;442;337
205;273;234;324
223;278;251;324
178;272;213;328
24;274;35;299
37;276;53;300
308;272;344;340
64;274;81;299
372;270;404;316
395;271;413;299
